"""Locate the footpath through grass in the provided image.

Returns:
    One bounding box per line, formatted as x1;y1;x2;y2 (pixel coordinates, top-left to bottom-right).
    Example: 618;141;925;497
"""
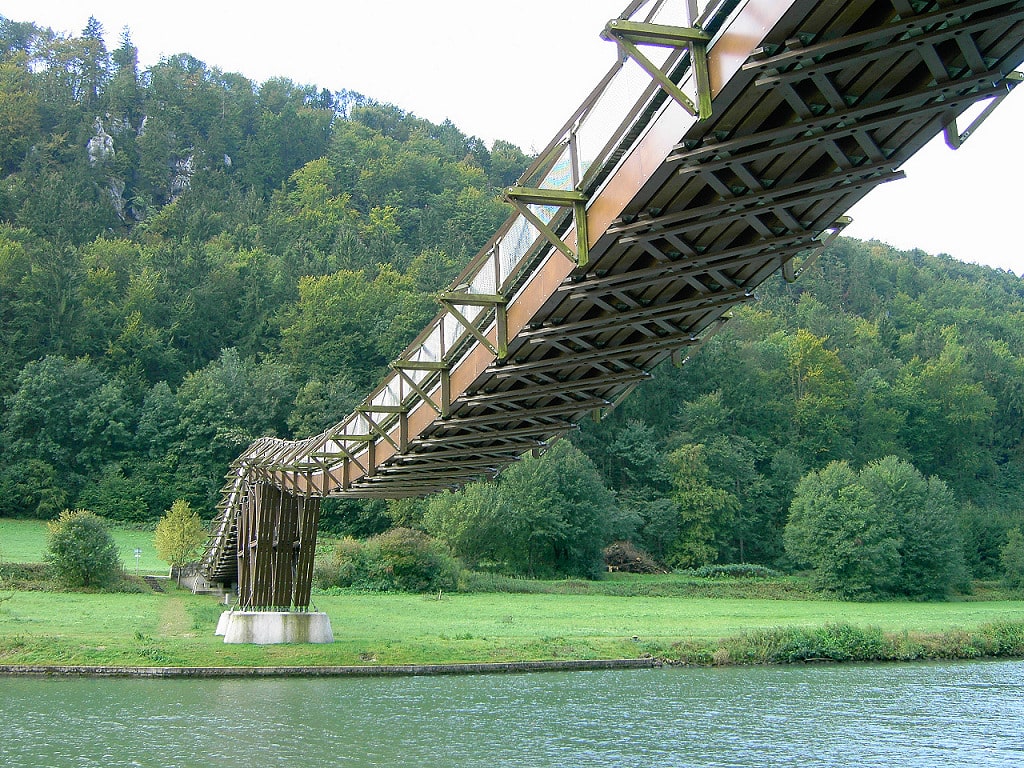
1;580;1022;669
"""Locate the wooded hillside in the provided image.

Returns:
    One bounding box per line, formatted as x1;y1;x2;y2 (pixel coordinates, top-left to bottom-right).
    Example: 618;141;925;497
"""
1;16;1021;583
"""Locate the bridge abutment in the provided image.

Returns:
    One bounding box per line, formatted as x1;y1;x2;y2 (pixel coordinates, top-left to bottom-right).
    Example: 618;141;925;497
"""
216;610;334;644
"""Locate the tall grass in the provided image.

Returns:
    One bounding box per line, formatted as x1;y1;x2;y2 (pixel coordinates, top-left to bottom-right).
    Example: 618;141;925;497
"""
704;620;1024;665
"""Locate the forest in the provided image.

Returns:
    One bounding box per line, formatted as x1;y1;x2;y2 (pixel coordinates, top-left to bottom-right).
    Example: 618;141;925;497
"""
1;16;1022;595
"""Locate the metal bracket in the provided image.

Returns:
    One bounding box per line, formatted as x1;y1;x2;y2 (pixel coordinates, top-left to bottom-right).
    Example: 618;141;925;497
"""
944;72;1022;149
439;291;509;360
391;360;452;418
505;187;590;269
782;216;852;283
602;19;713;120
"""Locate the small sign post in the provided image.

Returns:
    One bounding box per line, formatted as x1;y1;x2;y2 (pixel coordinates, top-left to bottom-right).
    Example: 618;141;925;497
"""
134;547;142;576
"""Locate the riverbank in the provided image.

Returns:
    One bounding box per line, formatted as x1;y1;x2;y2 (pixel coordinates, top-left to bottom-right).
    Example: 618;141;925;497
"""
1;582;1022;672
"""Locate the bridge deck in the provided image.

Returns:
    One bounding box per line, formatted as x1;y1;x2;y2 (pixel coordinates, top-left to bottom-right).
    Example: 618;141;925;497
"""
202;0;1024;590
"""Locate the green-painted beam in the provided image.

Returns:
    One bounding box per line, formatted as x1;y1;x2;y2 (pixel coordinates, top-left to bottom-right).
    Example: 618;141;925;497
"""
437;292;508;306
506;187;587;206
602;19;713;120
392;360;449;371
506;186;591;268
356;405;408;414
603;20;710;47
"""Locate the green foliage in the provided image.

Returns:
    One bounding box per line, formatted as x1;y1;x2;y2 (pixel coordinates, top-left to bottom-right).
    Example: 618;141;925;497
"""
666;443;740;569
44;509;121;588
0;11;1020;594
716;620;1024;665
858;455;965;598
279;265;434;391
785;457;964;599
785;461;900;598
425;441;619;579
153;499;206;574
1001;528;1024;590
318;528;460;593
686;563;782;579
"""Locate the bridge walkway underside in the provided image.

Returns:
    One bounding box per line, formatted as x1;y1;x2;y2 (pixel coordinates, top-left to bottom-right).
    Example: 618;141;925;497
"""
201;0;1024;603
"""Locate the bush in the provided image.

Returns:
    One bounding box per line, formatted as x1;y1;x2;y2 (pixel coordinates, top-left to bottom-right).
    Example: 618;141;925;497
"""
320;528;460;592
687;563;782;579
44;509;122;588
0;562;52;590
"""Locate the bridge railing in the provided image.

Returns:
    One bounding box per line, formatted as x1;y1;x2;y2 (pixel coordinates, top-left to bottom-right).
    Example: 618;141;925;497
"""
309;0;741;469
205;0;741;567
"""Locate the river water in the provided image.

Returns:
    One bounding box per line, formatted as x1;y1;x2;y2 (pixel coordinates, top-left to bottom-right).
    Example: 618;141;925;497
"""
2;661;1022;767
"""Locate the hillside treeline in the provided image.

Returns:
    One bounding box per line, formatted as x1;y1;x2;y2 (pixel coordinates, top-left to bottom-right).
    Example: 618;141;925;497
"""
1;16;1021;588
0;15;527;519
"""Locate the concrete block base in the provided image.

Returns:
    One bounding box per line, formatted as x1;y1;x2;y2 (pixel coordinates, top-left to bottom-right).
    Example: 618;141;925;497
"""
219;611;334;644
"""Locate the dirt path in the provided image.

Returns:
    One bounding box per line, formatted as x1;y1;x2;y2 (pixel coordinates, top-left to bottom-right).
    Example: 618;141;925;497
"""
158;595;192;637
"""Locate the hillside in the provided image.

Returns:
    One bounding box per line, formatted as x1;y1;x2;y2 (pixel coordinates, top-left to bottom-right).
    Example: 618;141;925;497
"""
0;15;1021;583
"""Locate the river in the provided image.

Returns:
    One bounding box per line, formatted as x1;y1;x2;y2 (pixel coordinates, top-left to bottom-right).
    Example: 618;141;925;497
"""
2;661;1022;767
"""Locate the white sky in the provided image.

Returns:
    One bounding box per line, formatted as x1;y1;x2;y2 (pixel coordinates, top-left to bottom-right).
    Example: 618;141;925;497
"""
3;0;1022;275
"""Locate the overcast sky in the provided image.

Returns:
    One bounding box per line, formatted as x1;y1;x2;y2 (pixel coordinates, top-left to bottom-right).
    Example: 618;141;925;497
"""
4;0;1022;275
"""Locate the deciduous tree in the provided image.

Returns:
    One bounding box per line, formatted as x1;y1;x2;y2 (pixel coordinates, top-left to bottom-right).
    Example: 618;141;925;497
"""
154;499;206;583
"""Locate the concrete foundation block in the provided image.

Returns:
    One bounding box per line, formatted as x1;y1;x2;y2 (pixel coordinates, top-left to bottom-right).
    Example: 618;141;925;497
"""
219;611;334;644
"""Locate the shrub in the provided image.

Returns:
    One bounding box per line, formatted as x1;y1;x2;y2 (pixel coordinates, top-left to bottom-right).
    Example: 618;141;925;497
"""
322;528;460;592
687;563;782;579
44;509;122;588
725;623;888;663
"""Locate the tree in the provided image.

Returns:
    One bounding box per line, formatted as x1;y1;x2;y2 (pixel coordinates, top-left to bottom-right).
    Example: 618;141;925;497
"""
154;499;207;583
279;266;433;391
425;441;619;578
785;457;963;599
2;356;134;504
784;461;900;599
1001;528;1024;590
858;455;964;598
665;444;739;569
45;509;121;588
0;60;40;172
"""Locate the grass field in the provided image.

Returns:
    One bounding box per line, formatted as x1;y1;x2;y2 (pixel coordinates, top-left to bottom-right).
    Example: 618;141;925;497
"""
0;518;167;573
2;517;1023;669
1;582;1022;668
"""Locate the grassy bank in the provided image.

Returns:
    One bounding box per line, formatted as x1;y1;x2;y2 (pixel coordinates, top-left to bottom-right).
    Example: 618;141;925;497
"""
1;582;1022;669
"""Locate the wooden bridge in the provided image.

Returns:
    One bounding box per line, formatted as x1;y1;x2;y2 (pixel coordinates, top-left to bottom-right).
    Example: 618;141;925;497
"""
200;0;1024;610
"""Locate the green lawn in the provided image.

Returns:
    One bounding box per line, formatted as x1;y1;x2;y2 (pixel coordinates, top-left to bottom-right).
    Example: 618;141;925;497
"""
1;584;1022;668
3;516;1022;669
0;518;167;573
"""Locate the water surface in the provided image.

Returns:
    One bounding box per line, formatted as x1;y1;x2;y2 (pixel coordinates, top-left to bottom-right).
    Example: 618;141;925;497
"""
2;661;1021;767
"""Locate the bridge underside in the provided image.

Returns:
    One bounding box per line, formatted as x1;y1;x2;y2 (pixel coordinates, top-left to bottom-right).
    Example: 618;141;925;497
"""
202;0;1024;608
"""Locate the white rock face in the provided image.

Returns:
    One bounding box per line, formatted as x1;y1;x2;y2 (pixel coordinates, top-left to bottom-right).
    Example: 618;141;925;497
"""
87;117;115;166
171;154;194;196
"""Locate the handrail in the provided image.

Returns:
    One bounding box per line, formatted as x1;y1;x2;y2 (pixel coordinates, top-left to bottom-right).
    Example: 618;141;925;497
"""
207;0;734;507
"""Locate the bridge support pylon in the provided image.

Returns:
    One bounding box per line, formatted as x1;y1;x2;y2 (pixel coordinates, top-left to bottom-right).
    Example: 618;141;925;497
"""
218;480;331;643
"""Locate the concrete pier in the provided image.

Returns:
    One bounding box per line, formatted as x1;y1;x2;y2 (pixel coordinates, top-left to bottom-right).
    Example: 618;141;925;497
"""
218;611;334;644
